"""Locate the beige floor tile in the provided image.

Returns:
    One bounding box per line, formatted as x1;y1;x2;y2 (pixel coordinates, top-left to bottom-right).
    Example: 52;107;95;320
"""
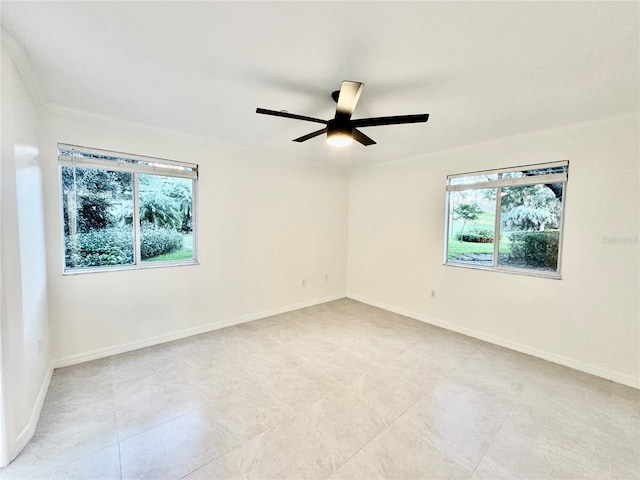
119;409;234;480
473;398;612;479
610;383;640;480
0;407;119;480
281;333;340;362
4;299;639;480
45;370;115;412
0;447;65;480
303;348;376;387
217;415;342;480
240;342;303;378
396;380;513;470
201;376;295;448
298;385;390;463
378;351;448;395
115;381;203;440
39;444;121;480
181;456;243;480
329;421;472;480
348;369;423;426
267;364;342;412
111;343;177;374
259;315;313;343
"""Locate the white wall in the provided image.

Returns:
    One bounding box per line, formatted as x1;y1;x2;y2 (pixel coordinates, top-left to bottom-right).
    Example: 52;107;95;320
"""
0;40;51;465
347;113;640;387
41;109;349;365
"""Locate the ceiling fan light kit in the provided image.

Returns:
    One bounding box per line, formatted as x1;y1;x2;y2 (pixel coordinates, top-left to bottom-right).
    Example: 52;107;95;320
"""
326;131;353;148
256;81;429;148
326;123;354;148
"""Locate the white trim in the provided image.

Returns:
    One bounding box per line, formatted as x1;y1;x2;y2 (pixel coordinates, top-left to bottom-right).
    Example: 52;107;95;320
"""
4;364;53;466
0;250;6;469
347;293;640;390
0;174;6;467
53;294;345;368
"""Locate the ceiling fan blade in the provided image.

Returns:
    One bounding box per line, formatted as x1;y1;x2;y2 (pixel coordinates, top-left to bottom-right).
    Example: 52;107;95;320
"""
256;108;327;125
351;113;429;128
292;128;328;143
336;81;364;118
352;129;376;146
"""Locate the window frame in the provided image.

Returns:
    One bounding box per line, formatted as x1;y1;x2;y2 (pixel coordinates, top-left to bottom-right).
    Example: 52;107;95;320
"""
443;160;568;279
58;143;199;274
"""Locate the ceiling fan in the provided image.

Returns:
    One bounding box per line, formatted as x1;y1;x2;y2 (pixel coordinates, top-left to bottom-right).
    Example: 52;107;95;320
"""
256;81;429;147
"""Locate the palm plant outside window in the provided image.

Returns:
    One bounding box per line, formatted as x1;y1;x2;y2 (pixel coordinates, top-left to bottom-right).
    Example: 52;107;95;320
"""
58;144;198;273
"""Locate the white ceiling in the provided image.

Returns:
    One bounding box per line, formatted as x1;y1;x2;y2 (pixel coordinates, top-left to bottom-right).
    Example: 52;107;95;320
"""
2;1;638;168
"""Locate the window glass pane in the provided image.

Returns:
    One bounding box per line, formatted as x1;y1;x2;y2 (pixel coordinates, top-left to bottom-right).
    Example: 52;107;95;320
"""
498;183;563;272
59;148;136;166
447;188;496;267
448;173;498;186
62;166;134;269
139;174;194;263
502;164;567;180
501;171;525;179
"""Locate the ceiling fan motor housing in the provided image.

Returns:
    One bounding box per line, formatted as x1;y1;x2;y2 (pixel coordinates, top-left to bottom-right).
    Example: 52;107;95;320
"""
326;118;354;147
327;118;353;137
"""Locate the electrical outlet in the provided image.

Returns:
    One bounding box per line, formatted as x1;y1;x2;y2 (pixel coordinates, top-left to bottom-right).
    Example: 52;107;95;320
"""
430;290;436;298
325;274;328;283
302;278;306;287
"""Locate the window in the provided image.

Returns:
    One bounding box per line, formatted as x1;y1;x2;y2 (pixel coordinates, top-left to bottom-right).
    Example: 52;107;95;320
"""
445;161;568;278
59;144;198;273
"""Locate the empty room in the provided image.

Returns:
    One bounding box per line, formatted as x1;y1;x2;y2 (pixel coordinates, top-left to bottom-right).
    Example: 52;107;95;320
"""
1;1;638;479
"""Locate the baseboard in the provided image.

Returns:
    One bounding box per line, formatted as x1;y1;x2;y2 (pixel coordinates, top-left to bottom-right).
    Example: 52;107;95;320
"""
347;293;640;390
5;363;54;466
53;294;346;369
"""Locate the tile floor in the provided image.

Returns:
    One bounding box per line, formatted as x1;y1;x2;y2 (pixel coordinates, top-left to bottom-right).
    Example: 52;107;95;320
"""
1;299;638;479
